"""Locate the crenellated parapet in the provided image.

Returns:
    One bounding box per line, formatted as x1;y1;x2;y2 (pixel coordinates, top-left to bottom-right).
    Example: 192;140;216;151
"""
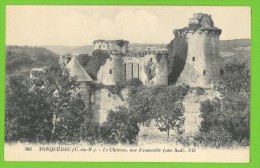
173;27;222;37
173;13;222;37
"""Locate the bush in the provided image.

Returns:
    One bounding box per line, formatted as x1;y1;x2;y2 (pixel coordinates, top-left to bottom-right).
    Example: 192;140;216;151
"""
197;63;250;147
196;87;205;95
195;126;233;148
52;117;83;144
82;121;99;144
100;107;139;144
218;63;250;94
199;95;249;147
176;135;197;147
125;78;143;87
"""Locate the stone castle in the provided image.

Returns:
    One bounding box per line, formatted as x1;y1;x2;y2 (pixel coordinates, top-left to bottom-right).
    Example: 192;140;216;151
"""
32;13;224;134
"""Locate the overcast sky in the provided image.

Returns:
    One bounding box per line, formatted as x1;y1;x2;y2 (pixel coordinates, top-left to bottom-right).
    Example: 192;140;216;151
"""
6;6;251;46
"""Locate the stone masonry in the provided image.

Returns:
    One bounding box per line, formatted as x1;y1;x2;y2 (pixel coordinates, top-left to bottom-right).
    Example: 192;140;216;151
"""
56;13;223;135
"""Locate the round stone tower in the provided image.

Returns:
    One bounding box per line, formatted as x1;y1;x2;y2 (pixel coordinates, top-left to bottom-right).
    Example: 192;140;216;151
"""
97;55;124;85
174;13;223;88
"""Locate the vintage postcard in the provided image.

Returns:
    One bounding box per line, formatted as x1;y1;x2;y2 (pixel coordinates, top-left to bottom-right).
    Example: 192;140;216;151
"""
5;6;250;162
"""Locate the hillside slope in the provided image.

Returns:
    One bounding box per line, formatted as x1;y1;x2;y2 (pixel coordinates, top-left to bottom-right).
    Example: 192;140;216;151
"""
6;46;59;75
219;39;250;66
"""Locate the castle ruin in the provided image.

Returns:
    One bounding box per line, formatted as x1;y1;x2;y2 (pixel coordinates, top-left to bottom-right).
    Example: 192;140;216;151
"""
56;13;224;133
168;13;224;87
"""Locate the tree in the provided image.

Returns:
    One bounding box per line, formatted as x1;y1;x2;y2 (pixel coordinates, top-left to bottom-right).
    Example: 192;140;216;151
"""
198;98;239;147
36;65;86;143
220;92;249;142
100;106;140;144
199;98;222;133
5;74;53;143
77;54;91;67
5;65;86;143
128;85;187;139
155;102;184;139
197;63;250;147
152;87;185;139
128;86;155;123
217;63;250;94
85;49;110;80
218;63;250;143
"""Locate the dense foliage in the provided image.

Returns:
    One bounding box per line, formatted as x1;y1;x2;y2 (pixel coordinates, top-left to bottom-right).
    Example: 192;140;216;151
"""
5;74;53;143
128;85;188;138
85;49;110;80
196;87;205;95
77;54;91;67
100;107;139;144
81;121;100;144
89;78;143;99
196;63;250;147
5;65;86;143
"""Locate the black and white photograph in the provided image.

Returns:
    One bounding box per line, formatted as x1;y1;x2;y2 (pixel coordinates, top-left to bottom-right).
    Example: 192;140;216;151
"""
5;6;250;162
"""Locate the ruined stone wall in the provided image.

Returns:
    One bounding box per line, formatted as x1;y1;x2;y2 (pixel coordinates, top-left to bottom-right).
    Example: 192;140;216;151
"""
97;54;168;86
122;57;142;82
93;53;168;124
92;88;128;124
140;54;168;85
93;40;129;53
183;88;221;135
